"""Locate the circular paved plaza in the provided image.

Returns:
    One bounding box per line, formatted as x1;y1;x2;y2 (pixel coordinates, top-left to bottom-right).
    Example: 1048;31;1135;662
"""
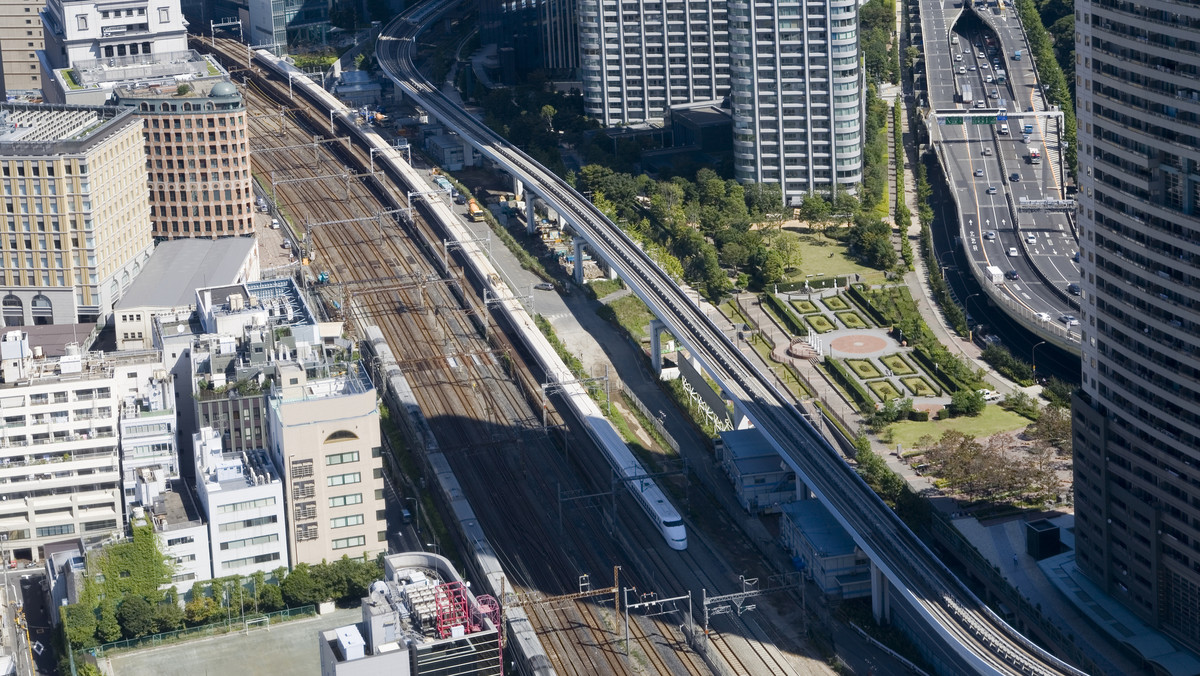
829;333;890;356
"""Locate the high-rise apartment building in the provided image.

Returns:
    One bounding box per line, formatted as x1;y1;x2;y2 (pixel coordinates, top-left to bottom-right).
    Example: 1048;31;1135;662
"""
1073;0;1200;653
267;359;386;567
728;0;862;204
115;79;255;239
0;330;167;561
0;0;46;97
247;0;328;50
40;0;187;71
480;0;577;83
578;0;729;125
0;102;152;325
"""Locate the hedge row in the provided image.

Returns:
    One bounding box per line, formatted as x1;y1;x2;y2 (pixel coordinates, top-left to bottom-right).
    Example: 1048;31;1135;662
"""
910;346;964;394
761;293;807;335
826;356;876;414
1014;0;1077;172
847;284;889;327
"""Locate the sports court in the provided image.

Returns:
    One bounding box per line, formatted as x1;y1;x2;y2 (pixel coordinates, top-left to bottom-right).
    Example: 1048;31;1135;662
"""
101;608;360;676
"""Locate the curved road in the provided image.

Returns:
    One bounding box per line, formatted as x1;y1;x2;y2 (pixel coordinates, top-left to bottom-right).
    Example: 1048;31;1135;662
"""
377;4;1086;674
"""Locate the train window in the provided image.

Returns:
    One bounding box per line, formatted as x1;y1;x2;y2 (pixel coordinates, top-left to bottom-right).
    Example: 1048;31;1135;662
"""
663;519;683;527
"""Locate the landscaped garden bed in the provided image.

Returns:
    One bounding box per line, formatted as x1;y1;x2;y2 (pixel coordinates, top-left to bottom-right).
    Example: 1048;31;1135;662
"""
822;296;850;311
791;299;819;314
807;314;835;333
846;358;883;379
837;312;868;329
902;376;938;397
869;380;904;401
880;353;915;375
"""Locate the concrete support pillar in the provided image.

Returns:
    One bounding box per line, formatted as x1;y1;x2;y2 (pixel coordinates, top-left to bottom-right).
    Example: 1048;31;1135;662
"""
573;238;585;284
650;319;667;373
871;561;891;625
731;399;753;430
795;480;810;501
607;261;619;280
512;176;523;199
526;196;537;236
462;139;475;167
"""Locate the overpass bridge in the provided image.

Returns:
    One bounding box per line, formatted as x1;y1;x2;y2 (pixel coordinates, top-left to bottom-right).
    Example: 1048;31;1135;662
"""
377;2;1087;673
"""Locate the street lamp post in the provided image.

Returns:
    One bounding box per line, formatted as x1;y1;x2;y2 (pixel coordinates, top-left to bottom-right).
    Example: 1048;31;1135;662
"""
1032;340;1047;373
425;542;440;556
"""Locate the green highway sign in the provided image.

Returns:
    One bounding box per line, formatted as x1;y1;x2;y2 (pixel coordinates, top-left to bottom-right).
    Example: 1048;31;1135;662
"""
972;116;997;124
942;116;964;125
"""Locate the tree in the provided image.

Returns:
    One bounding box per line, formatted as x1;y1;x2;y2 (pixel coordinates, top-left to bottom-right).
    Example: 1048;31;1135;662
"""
97;597;121;643
280;563;324;607
949;389;986;417
539;104;557;132
775;231;803;273
175;83;192;96
184;593;218;626
720;242;750;270
151;601;184;633
90;522;173;601
751;249;784;288
258;582;285;612
116;596;155;639
62;603;98;649
798;193;831;224
1027;404;1071;454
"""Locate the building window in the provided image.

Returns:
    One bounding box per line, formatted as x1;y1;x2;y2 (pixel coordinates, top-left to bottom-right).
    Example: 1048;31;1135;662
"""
325;451;359;466
330;514;364;529
327;472;360;487
332;536;366;550
221;552;280;569
76;15;87;30
329;493;363;508
166;535;194;546
36;524;75;537
218;515;277;532
158;7;169;22
219;534;279;550
324;430;359;443
216;496;277;513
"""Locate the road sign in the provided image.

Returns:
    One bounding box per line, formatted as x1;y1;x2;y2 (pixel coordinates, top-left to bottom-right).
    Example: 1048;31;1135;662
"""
941;116;964;125
972;116;996;124
998;114;1008;121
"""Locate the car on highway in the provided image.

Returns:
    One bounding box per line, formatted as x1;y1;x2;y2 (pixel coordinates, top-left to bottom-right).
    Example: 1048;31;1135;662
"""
1060;314;1079;326
978;51;985;58
982;146;992;156
1026;233;1037;244
974;168;985;177
981;62;989;69
969;65;977;71
1036;312;1051;322
975;99;986;108
1008;247;1019;256
1010;172;1021;181
986;186;997;194
1067;282;1081;295
534;282;555;291
1026;106;1035;112
1005;269;1019;280
984;230;997;240
955;53;963;62
958;66;966;74
985;75;994;83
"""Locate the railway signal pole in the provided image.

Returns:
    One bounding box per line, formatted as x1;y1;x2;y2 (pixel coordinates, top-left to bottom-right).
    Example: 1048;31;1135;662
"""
701;572;803;633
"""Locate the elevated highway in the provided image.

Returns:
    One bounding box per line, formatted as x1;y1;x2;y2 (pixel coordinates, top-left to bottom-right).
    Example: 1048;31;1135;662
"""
377;1;1088;673
918;0;1081;353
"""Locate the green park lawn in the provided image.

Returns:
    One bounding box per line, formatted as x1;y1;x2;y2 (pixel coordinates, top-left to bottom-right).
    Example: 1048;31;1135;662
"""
837;312;867;329
791;299;819;314
822;296;850;311
807;315;835;333
886;406;1030;448
607;295;656;342
846;358;882;379
869;380;903;402
781;233;890;286
902;376;938;397
880;353;915;375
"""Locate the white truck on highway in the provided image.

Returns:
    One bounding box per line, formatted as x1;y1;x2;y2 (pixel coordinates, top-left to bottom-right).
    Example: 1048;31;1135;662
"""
961;84;973;105
987;265;1005;284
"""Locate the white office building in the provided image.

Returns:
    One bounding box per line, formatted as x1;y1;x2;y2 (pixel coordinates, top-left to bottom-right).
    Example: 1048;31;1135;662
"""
41;0;187;72
0;330;168;561
728;0;863;204
577;0;730;126
193;426;288;578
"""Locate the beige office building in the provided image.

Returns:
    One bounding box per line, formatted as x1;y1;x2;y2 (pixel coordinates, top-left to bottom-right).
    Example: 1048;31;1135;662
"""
0;102;152;325
267;360;386;566
0;0;45;97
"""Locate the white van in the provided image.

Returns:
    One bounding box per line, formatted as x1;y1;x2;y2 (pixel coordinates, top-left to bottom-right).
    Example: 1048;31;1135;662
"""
271;218;280;229
998;123;1009;135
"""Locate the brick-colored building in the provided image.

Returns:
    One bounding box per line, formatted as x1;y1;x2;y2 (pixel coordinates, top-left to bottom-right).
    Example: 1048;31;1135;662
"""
115;78;253;239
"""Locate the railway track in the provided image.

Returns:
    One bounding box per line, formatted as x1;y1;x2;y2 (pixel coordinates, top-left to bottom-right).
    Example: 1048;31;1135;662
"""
216;47;716;676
